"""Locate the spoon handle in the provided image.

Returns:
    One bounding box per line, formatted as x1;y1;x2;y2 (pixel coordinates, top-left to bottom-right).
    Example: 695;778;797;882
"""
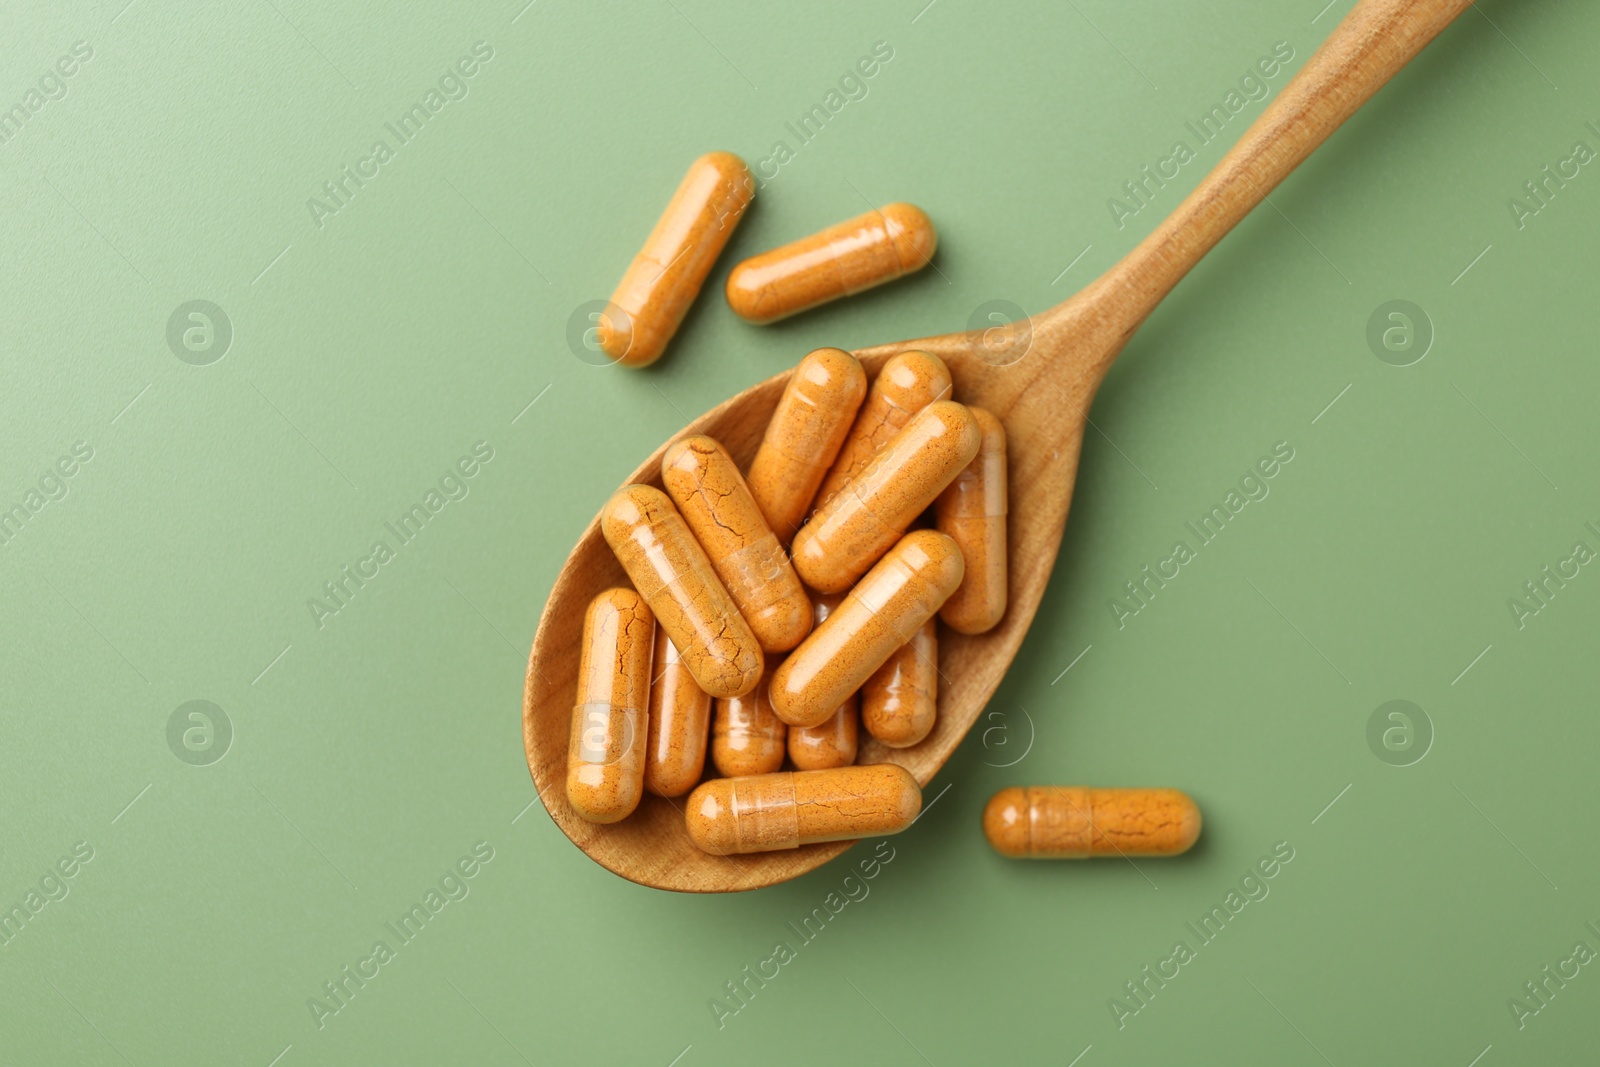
1075;0;1474;342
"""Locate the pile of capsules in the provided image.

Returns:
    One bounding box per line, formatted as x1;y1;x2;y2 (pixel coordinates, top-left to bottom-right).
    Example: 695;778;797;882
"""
572;345;1001;856
565;152;1202;862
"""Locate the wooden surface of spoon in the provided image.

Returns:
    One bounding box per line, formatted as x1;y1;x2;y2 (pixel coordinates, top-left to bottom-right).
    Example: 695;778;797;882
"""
524;0;1474;892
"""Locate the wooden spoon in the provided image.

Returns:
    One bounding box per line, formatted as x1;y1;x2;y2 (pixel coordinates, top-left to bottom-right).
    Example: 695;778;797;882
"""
524;0;1473;892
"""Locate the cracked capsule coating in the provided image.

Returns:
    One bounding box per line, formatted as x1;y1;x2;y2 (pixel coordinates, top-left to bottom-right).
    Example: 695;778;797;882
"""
983;787;1202;859
566;589;654;823
712;668;787;777
662;435;812;654
792;401;981;594
644;629;712;798
600;484;762;699
770;530;963;728
685;764;921;855
786;592;859;770
746;348;867;543
815;350;953;511
597;152;753;367
724;203;937;324
861;618;937;749
936;406;1008;634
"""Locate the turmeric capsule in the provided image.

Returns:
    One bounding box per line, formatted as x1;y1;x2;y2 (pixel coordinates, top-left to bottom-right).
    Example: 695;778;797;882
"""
770;530;964;728
936;406;1008;634
600;484;762;699
786;592;859;770
745;348;867;542
983;787;1203;859
814;350;953;510
712;670;787;777
724;203;937;324
596;152;753;367
787;703;857;770
566;588;654;824
792;401;980;594
685;764;921;855
661;435;812;654
861;618;937;748
644;629;712;797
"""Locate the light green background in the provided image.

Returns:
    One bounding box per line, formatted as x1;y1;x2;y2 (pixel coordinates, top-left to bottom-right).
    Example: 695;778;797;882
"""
4;0;1598;1063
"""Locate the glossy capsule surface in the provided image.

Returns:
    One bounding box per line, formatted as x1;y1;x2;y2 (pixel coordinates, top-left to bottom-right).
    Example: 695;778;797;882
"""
725;203;937;324
685;764;921;855
861;618;937;749
600;484;762;699
792;401;980;594
712;669;787;777
598;152;753;367
566;589;654;824
770;530;963;728
936;406;1008;634
644;629;712;797
983;787;1203;859
786;592;859;770
815;350;953;510
662;435;812;653
745;348;867;542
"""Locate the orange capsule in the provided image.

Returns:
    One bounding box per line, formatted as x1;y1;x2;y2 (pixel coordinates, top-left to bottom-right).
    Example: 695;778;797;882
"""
787;704;858;770
600;484;762;699
725;203;937;324
644;629;712;798
861;618;937;748
936;407;1008;634
983;787;1203;859
566;589;654;823
685;764;921;855
661;435;812;653
712;670;787;777
597;152;753;367
786;592;859;770
815;350;953;511
745;348;868;542
770;530;963;728
792;401;980;594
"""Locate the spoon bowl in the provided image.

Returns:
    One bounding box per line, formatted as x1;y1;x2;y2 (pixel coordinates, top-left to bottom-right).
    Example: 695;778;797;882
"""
523;0;1473;891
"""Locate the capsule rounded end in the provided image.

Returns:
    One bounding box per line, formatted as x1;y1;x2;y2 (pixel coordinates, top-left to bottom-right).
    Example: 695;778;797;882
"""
684;778;738;855
584;585;647;625
969;406;1006;453
598;483;669;545
898;528;967;594
879;350;953;409
767;657;835;729
875;764;924;827
566;771;643;825
1164;789;1203;855
724;261;776;324
940;596;1005;637
644;765;698;800
659;435;708;481
697;150;753;191
926;400;984;467
789;527;851;595
870;716;934;750
750;593;814;654
881;203;938;274
594;300;655;366
797;347;868;403
786;704;857;771
983;787;1033;857
698;649;764;701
